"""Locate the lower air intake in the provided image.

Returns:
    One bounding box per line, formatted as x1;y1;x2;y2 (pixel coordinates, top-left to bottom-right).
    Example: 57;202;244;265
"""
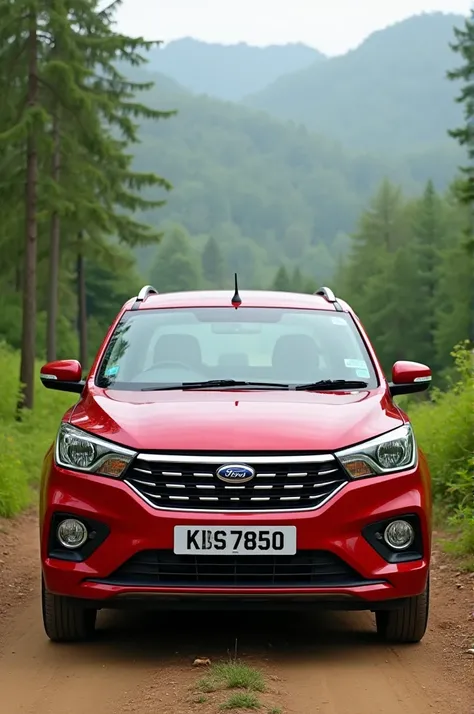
93;550;376;588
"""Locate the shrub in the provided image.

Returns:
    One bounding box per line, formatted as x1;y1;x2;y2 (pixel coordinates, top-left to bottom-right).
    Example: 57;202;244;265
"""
0;342;76;517
408;343;474;552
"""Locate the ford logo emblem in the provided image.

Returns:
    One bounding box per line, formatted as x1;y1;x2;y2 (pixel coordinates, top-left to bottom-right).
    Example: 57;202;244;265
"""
216;463;255;484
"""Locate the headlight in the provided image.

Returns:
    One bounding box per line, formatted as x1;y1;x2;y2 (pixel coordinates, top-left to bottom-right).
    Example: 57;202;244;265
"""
336;424;416;478
55;423;136;477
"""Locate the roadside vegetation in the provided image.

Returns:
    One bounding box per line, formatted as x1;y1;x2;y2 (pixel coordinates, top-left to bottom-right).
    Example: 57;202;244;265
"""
407;344;474;559
193;660;282;712
0;343;74;517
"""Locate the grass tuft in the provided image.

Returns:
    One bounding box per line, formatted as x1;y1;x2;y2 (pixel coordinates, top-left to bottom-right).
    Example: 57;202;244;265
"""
220;692;261;710
197;661;266;694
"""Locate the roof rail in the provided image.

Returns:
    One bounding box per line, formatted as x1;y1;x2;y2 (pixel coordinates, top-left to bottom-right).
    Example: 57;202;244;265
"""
131;285;159;310
315;286;343;312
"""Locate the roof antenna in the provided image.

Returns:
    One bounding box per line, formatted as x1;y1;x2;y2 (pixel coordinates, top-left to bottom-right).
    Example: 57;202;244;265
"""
231;272;242;309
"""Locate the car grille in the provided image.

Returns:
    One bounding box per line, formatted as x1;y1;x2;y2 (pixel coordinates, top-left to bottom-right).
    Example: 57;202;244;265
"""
94;550;374;588
125;454;348;511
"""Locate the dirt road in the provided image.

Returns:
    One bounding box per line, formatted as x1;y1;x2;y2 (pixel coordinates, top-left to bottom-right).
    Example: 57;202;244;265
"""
0;511;472;714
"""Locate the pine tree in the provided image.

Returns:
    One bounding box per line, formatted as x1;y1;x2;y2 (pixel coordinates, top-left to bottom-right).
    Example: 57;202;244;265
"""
447;12;474;343
0;1;174;403
338;180;406;317
291;267;304;292
202;236;226;287
149;225;202;292
272;266;292;291
0;4;44;410
448;12;474;208
410;181;445;368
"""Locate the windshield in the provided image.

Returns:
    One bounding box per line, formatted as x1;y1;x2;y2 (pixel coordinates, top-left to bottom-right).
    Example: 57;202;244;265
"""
95;307;378;390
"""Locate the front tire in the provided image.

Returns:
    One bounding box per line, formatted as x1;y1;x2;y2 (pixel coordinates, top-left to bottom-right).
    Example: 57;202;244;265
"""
375;577;430;644
42;577;97;643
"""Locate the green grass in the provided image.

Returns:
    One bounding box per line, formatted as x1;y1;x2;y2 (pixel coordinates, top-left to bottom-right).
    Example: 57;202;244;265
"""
198;661;266;695
406;344;474;558
0;342;76;517
193;694;208;704
220;692;261;710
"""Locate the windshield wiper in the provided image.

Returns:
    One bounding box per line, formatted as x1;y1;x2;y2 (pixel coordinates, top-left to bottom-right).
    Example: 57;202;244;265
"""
294;379;369;391
141;379;291;392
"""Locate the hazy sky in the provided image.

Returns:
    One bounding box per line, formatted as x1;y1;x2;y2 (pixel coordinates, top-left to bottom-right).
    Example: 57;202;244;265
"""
116;0;471;55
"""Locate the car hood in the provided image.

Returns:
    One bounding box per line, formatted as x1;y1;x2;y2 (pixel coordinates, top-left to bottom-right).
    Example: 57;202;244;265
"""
70;388;404;453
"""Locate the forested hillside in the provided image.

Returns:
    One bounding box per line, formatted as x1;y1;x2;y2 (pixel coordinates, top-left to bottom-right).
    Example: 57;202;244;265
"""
146;38;324;100
245;13;463;152
123;67;461;286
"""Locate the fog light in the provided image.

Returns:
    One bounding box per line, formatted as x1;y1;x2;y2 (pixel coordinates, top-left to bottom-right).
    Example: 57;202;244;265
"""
57;519;88;549
383;520;415;550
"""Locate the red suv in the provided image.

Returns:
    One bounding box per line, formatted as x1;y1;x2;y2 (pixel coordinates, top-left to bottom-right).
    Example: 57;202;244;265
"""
39;285;432;644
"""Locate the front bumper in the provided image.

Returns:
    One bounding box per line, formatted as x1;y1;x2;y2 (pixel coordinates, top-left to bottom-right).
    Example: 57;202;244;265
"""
40;451;432;609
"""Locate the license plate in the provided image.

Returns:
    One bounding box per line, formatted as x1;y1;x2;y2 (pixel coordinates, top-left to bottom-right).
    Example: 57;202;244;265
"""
173;526;297;555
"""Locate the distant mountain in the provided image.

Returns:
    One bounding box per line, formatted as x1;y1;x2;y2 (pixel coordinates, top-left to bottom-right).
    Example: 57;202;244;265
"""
146;37;325;101
120;67;461;285
244;13;465;152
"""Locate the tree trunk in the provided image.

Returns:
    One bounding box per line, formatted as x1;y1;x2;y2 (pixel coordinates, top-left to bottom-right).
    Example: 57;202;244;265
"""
77;232;87;368
46;108;61;362
15;243;22;293
18;15;38;413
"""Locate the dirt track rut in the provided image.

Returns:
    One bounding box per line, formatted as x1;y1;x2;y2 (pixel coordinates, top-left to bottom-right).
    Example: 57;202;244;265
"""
0;512;472;714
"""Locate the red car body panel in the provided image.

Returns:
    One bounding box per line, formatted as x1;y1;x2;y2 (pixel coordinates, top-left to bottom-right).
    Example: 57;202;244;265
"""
70;389;403;452
40;289;432;611
40;450;431;603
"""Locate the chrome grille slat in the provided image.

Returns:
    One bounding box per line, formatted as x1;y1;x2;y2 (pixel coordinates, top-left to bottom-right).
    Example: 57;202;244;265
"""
133;478;158;487
125;454;347;512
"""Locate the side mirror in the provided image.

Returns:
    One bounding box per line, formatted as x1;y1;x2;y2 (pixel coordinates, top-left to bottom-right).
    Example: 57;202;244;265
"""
40;360;85;394
389;361;432;396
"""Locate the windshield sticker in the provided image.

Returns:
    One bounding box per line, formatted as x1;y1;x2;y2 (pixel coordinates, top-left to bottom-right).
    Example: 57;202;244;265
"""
356;368;370;378
344;358;367;370
105;365;119;378
331;317;347;325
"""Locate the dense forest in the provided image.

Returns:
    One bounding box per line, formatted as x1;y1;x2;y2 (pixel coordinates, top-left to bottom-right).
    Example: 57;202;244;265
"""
0;7;471;384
